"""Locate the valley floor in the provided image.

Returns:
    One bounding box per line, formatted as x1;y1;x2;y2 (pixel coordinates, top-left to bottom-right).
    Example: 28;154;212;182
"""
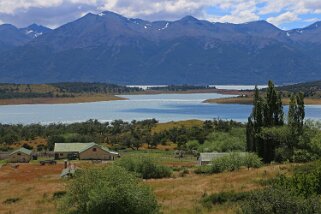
0;157;294;214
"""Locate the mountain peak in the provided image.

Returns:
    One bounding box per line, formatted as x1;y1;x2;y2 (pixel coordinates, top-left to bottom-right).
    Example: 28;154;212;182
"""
179;15;199;23
97;11;125;18
304;21;321;30
0;24;18;30
28;23;40;28
244;20;276;27
19;24;51;39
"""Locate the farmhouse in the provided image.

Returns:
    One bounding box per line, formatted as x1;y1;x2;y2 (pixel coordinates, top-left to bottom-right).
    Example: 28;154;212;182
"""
54;142;119;160
198;152;228;165
7;148;32;163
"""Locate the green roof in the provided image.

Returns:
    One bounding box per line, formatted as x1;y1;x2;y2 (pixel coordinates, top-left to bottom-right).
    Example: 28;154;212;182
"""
54;142;118;155
10;148;32;156
54;142;96;153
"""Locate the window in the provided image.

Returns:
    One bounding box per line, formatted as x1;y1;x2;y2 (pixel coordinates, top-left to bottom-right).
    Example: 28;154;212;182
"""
60;153;63;156
17;152;21;156
92;148;97;152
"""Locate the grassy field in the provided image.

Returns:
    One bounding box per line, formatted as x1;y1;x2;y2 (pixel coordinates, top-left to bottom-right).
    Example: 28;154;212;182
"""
0;154;295;214
205;97;321;105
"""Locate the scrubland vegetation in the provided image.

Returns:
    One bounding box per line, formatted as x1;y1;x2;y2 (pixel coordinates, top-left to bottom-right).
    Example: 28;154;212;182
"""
195;153;262;174
1;80;321;213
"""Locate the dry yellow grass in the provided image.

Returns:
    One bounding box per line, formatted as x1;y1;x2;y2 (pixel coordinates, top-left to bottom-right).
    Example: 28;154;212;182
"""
11;137;47;149
152;120;204;133
0;94;125;105
147;164;294;214
0;163;64;214
0;162;294;214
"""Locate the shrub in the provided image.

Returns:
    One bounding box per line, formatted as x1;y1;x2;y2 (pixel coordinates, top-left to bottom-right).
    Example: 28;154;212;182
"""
186;140;200;152
59;166;159;214
199;128;246;153
273;161;321;198
202;191;250;206
242;153;263;169
194;165;212;174
52;191;66;200
116;156;172;179
3;197;21;204
240;187;321;214
195;153;262;174
292;149;317;163
178;168;189;177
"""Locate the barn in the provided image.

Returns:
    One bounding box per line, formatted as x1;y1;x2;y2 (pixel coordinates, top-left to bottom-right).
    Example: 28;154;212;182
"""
7;148;32;163
54;142;119;160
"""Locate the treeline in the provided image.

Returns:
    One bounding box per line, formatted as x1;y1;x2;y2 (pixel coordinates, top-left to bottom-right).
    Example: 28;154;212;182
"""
0;82;142;100
247;80;321;163
0;91;58;99
50;82;142;94
0;119;244;152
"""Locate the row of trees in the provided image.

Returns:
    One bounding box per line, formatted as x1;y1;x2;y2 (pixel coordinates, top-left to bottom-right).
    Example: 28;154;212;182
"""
246;80;319;163
0;118;243;152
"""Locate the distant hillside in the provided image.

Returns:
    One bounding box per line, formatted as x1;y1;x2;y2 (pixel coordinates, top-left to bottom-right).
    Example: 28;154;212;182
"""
0;24;51;52
277;80;321;98
0;82;141;99
0;11;321;84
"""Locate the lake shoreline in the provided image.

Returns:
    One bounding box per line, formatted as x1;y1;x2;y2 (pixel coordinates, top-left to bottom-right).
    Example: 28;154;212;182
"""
0;89;243;105
204;97;321;105
0;94;126;105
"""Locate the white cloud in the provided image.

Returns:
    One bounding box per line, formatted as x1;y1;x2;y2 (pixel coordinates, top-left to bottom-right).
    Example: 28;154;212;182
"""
0;0;320;28
267;11;299;26
303;18;320;23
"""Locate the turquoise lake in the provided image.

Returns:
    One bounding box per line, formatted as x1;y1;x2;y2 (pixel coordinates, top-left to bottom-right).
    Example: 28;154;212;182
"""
0;93;320;124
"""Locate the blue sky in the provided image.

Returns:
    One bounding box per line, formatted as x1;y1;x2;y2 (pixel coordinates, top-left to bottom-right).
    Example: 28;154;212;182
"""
0;0;320;29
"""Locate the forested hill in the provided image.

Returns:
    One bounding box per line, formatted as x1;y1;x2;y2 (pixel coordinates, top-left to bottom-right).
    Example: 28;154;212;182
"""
277;80;321;98
0;82;214;100
0;82;141;99
0;11;321;84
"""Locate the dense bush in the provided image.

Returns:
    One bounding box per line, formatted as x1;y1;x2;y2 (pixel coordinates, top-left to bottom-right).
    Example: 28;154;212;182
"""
198;128;246;152
116;156;172;179
59;166;159;214
195;153;262;174
240;161;321;213
240;187;321;214
202;191;250;206
273;161;321;198
194;165;212;174
292;149;318;163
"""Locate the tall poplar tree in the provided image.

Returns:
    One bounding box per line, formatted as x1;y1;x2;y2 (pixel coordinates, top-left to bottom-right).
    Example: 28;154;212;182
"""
264;80;283;126
296;92;305;134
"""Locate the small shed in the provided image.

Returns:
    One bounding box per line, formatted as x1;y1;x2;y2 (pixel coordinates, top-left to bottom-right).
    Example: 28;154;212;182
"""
198;152;228;165
7;148;32;163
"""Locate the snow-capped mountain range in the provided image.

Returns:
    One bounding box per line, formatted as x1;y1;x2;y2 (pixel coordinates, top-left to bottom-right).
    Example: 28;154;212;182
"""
0;11;320;84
